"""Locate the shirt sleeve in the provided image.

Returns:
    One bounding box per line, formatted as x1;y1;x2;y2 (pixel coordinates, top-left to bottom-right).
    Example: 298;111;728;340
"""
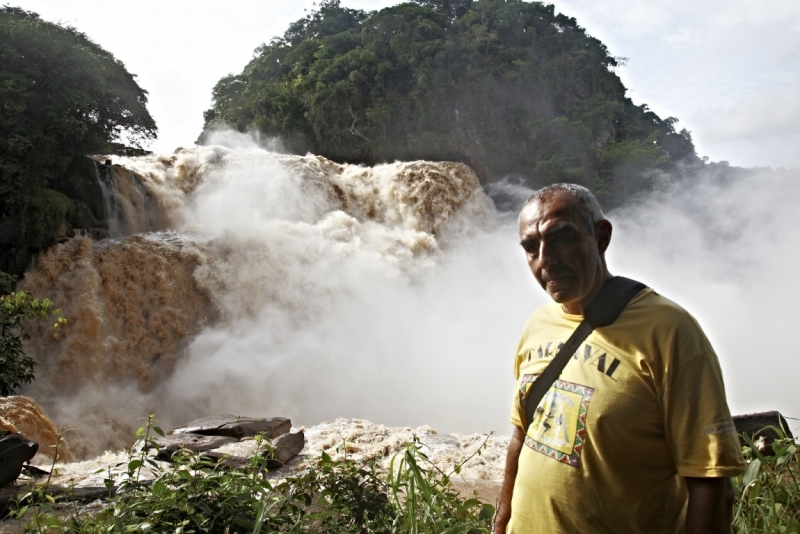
509;350;524;430
662;351;746;478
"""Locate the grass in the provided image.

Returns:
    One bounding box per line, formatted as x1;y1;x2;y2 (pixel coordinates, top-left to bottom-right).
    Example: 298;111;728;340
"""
8;417;495;533
733;428;800;533
7;420;800;533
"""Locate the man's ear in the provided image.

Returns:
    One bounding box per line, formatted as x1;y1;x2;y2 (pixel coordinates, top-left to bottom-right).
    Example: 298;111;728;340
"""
595;220;612;255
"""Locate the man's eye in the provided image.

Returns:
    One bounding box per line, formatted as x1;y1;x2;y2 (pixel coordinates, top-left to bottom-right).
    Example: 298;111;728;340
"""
551;231;579;244
520;240;538;254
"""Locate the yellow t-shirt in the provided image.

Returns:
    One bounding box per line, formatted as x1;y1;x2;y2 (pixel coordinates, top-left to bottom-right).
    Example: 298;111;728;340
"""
508;288;745;534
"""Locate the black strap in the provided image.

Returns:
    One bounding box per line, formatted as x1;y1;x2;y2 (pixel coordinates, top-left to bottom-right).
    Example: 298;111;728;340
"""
522;276;646;429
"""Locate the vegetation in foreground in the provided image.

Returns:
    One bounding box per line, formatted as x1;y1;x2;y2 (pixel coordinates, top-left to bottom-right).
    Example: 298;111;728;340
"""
734;430;800;533
5;420;799;533
8;418;494;533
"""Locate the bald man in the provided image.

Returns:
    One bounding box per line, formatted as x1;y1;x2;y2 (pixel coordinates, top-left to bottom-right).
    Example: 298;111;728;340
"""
495;184;745;534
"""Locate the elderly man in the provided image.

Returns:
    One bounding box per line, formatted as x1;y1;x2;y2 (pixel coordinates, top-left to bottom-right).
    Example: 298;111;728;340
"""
495;184;745;533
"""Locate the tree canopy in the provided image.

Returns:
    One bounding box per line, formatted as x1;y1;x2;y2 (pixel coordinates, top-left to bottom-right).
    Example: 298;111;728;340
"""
200;0;699;208
0;6;157;275
0;290;63;396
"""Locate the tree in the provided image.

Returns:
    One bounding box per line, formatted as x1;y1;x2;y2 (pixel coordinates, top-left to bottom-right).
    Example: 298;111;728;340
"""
0;291;64;396
200;0;700;208
0;7;157;274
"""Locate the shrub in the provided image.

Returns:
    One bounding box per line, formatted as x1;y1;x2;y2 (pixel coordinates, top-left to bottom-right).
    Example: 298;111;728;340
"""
0;291;65;396
733;429;800;533
12;417;494;533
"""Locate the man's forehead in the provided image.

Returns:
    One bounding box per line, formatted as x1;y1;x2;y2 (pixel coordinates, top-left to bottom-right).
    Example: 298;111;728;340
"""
520;191;583;227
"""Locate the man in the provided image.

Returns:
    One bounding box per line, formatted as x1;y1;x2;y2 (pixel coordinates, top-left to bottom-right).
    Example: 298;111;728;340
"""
495;184;745;533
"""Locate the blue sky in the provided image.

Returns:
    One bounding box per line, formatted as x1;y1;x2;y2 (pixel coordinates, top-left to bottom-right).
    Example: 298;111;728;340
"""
13;0;800;169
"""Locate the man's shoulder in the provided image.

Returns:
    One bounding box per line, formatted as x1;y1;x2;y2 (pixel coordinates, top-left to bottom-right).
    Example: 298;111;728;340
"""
621;287;715;356
520;285;708;337
627;288;701;328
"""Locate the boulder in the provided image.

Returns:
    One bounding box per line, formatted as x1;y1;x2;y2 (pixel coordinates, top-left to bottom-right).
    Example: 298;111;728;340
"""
0;431;38;486
0;396;70;463
169;415;291;440
270;430;305;466
199;431;305;468
153;433;238;462
201;440;265;468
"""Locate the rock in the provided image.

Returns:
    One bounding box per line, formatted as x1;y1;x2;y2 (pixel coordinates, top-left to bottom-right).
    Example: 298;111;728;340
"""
271;431;305;465
201;440;266;468
199;431;305;469
153;433;238;462
0;396;70;463
733;411;794;455
0;431;38;487
1;483;112;516
169;415;291;440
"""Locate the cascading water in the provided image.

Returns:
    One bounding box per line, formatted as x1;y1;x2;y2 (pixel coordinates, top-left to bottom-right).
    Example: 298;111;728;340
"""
19;135;534;458
21;134;800;460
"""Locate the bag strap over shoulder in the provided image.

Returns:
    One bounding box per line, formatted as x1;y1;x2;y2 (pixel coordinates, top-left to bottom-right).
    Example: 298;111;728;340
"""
521;276;646;430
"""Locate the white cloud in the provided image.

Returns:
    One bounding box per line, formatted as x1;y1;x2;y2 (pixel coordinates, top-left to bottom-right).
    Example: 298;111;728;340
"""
554;0;800;167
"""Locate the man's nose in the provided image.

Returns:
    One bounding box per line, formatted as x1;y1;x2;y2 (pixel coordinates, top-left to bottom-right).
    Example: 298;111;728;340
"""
538;240;557;267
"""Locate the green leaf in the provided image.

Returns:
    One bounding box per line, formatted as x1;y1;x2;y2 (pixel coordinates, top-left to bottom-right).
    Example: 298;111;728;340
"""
128;459;144;471
743;459;762;487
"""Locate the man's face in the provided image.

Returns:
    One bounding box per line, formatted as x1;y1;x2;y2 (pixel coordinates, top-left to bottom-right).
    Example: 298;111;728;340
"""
518;192;608;311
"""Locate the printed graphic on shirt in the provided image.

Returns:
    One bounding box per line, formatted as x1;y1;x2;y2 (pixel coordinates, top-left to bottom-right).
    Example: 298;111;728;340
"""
703;420;738;436
524;342;621;380
519;375;594;468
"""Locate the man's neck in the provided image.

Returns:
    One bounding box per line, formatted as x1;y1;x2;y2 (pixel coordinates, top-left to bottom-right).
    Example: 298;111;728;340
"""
560;270;613;316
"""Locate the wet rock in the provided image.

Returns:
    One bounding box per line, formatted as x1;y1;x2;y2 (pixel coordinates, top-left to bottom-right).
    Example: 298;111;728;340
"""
1;483;112;516
271;431;305;465
0;396;70;463
169;415;291;440
154;433;238;461
0;431;38;487
201;440;265;468
199;431;305;468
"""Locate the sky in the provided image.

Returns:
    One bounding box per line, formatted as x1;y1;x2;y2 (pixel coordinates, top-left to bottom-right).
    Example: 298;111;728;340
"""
11;0;800;169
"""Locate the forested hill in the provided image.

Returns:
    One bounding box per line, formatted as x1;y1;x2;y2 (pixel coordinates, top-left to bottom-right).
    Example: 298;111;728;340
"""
0;7;156;277
200;0;700;207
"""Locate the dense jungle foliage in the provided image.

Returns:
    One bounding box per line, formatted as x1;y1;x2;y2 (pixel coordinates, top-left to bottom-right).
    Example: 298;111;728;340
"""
201;0;700;207
0;7;157;277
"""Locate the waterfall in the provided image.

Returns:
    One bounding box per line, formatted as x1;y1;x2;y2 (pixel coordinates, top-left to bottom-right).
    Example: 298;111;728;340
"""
19;139;530;458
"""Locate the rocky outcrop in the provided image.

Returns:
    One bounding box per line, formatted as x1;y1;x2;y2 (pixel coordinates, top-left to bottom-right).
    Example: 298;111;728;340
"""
0;396;70;463
0;431;38;487
169;415;291;440
154;434;238;461
157;415;303;468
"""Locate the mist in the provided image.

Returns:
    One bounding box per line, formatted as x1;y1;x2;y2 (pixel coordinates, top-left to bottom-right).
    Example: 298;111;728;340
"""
159;132;538;436
20;132;799;458
608;168;800;421
160;140;800;435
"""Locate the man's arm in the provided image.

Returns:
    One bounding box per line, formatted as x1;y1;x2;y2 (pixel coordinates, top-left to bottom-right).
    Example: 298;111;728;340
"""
684;477;736;534
494;426;525;534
